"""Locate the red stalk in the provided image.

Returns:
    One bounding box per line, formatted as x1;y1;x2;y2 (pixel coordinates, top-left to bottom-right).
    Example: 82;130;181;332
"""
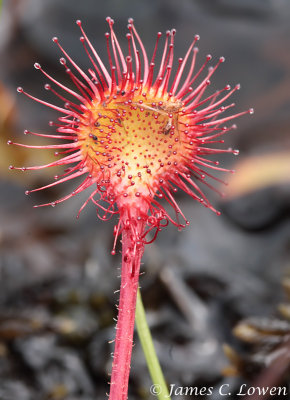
109;216;145;400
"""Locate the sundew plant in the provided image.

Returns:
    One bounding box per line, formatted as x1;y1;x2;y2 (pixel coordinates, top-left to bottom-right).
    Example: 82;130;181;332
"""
10;17;253;400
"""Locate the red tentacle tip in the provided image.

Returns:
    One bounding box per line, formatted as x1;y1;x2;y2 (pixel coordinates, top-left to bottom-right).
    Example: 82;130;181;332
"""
76;19;82;26
34;63;41;70
52;37;58;43
106;16;114;26
7;140;12;145
9;165;14;170
128;18;134;24
194;34;200;41
25;190;30;196
249;108;254;114
17;87;23;93
219;56;225;63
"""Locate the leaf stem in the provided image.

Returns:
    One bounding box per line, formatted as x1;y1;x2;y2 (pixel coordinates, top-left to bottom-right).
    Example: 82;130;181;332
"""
109;222;145;400
136;288;171;400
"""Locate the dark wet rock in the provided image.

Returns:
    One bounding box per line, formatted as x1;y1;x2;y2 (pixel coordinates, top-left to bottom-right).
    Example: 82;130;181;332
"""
14;334;58;370
222;187;284;231
87;328;113;377
195;0;290;21
37;350;95;396
14;334;95;396
53;306;99;343
0;380;34;400
223;277;290;391
166;198;290;316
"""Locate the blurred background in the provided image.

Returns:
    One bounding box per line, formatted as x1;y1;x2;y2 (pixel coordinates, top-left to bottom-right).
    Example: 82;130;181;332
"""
0;0;290;399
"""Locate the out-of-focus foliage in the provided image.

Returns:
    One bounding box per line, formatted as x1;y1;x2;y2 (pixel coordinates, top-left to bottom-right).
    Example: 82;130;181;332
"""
0;81;22;178
0;81;58;184
226;152;290;199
